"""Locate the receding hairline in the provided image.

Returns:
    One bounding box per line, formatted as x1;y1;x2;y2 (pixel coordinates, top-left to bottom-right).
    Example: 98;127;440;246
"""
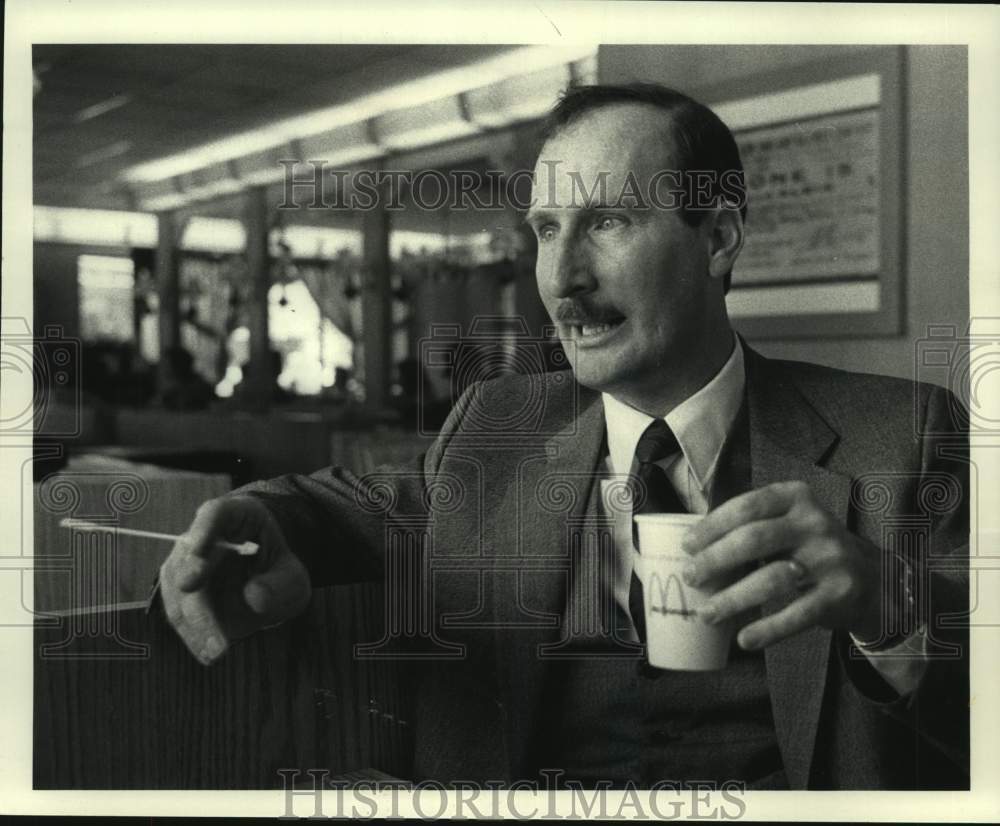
543;99;681;137
537;101;683;167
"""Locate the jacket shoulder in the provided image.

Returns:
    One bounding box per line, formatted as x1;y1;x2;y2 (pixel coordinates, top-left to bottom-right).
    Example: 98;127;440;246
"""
445;369;586;436
762;356;925;401
753;353;964;445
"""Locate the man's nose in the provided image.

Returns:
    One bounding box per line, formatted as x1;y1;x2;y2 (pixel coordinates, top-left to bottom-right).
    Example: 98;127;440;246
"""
538;238;596;299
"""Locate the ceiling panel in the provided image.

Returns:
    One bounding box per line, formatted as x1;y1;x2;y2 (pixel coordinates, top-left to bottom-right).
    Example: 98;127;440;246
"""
31;44;523;210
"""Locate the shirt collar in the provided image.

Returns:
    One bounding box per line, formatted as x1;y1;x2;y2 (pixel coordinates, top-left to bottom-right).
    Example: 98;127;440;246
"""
602;336;746;492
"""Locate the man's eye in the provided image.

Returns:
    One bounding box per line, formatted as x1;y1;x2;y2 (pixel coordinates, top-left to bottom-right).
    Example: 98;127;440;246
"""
536;226;557;243
594;215;625;231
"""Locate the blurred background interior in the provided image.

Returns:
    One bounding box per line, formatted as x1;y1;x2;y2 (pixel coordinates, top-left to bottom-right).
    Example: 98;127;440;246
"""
29;42;968;557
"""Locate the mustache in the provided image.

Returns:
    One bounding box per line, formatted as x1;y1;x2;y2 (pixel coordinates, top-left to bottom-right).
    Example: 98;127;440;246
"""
554;300;623;324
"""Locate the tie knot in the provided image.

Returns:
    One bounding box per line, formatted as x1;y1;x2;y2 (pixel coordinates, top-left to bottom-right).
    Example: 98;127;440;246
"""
634;419;680;466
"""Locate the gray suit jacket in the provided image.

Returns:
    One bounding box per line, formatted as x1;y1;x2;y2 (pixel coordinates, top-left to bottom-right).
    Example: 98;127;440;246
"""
241;346;970;789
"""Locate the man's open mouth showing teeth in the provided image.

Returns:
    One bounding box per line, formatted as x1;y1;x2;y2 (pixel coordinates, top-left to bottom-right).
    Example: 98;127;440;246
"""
573;318;624;337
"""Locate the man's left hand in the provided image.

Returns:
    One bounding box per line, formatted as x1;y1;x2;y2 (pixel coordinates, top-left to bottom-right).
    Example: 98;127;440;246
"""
681;480;884;650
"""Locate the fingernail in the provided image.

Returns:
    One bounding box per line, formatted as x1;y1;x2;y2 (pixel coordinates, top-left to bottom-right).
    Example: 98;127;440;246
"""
201;635;223;662
738;630;759;650
699;603;718;624
681;531;695;552
682;562;698;586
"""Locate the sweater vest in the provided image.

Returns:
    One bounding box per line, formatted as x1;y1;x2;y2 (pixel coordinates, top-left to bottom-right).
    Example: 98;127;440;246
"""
536;398;786;788
538;607;785;788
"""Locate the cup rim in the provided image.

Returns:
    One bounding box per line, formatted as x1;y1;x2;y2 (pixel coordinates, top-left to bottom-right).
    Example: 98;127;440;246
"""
633;513;702;525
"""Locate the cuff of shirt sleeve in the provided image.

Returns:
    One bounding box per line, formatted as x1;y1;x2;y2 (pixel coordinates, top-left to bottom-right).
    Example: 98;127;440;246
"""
849;625;930;698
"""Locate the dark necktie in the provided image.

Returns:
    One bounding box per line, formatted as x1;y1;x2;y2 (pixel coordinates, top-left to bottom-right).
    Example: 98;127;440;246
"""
629;419;686;642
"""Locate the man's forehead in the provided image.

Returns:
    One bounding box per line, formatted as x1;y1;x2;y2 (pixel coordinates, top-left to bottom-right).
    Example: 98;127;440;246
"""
532;104;677;189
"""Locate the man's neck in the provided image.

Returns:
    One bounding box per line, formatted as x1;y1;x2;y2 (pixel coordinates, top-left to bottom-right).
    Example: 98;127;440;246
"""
609;329;737;418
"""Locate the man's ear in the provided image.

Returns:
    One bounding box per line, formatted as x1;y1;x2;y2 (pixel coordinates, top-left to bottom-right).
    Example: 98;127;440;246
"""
707;205;744;282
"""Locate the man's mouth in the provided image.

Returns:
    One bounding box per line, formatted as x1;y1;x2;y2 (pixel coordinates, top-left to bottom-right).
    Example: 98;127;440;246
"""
564;317;626;344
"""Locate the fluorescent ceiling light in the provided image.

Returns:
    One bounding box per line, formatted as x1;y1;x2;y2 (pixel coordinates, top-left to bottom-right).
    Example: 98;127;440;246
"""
75;140;133;169
34;213;243;254
297;121;383;168
186;178;244;200
233;145;296;186
467;94;561;128
139;193;189;212
175;163;244;202
122;45;597;184
238;166;288;187
377;95;480;150
319;145;384;167
276;225;363;258
379;121;481;151
239;144;383;187
74;93;132;123
180;217;246;253
466;63;571;128
239;159;323;187
482;100;553;126
33;206;157;247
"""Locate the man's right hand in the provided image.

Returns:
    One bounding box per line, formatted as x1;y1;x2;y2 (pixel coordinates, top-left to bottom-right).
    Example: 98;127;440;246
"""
159;496;312;665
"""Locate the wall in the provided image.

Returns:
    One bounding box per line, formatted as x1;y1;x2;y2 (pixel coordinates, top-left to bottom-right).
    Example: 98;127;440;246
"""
598;45;969;384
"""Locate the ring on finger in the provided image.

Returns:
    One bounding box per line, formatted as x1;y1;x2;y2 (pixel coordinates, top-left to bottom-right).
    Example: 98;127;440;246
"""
785;557;811;589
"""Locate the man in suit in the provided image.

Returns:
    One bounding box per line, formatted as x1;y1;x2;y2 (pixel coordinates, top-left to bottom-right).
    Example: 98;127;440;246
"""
158;83;969;789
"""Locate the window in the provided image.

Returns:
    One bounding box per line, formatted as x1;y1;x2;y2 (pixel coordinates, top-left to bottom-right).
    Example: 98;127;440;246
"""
269;278;353;396
77;254;134;343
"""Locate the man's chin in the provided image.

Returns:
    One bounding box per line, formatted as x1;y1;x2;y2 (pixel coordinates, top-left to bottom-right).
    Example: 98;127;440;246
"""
563;357;630;396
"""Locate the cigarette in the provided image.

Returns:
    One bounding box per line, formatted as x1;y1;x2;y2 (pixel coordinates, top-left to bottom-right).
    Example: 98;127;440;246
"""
58;518;259;556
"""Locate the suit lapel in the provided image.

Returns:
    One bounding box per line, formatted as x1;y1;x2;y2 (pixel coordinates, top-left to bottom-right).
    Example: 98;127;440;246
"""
744;346;852;790
491;382;607;780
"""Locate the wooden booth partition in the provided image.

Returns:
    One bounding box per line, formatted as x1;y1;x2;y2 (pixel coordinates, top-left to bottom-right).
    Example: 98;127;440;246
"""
33;583;413;789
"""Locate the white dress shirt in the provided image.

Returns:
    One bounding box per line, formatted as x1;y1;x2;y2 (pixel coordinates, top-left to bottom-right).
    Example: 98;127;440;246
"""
599;336;927;696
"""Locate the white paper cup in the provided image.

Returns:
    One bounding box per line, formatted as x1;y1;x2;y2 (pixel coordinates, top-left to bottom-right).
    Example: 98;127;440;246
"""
633;513;732;671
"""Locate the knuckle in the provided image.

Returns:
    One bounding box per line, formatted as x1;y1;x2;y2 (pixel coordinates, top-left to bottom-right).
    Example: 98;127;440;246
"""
794;504;829;535
172;533;196;556
195;497;222;517
179;555;206;583
787;480;812;499
742;521;771;551
232;494;265;520
828;571;854;601
735;496;760;524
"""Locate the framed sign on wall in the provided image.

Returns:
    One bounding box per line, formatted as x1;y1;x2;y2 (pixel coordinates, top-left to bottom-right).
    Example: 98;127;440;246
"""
705;47;905;339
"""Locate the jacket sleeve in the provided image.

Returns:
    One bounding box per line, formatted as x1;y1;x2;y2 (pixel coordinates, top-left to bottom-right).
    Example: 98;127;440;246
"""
834;381;970;784
231;384;479;589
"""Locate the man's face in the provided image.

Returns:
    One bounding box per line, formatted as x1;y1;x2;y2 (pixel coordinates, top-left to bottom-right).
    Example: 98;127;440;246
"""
528;104;721;402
